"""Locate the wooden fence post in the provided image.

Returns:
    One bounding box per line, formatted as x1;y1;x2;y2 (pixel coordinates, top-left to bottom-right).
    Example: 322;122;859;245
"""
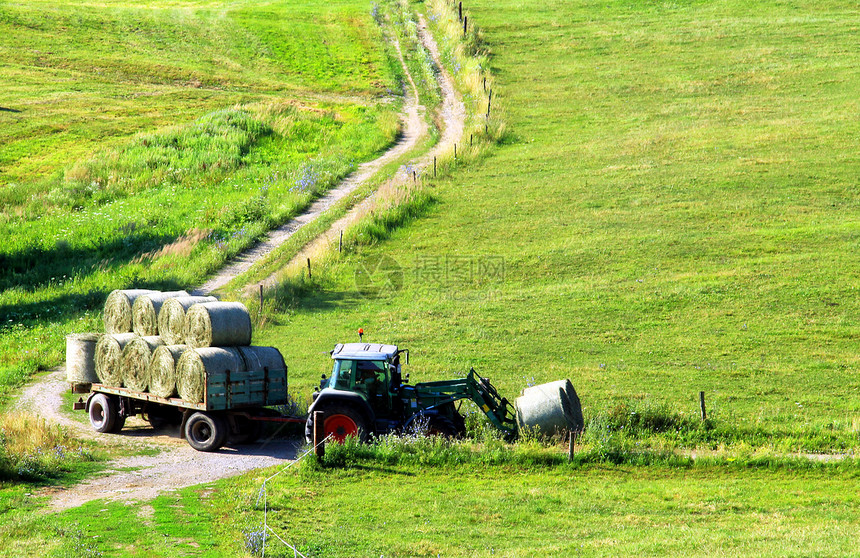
699;391;707;421
568;430;575;461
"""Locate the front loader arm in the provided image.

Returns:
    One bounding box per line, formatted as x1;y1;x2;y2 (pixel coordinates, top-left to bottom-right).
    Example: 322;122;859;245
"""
414;368;518;439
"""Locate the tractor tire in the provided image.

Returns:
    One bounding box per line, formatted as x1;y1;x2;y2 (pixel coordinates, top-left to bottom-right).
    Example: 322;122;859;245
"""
305;404;368;444
426;416;459;438
89;393;125;433
184;412;228;452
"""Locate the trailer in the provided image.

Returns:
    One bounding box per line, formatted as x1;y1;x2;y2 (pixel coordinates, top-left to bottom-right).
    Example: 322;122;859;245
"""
73;365;304;452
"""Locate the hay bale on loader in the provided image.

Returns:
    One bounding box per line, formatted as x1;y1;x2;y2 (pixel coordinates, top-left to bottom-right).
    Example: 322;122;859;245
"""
103;289;159;334
183;301;252;348
176;347;245;403
157;296;217;344
147;344;188;398
94;333;137;387
121;335;165;392
131;291;191;336
65;333;100;385
515;379;583;437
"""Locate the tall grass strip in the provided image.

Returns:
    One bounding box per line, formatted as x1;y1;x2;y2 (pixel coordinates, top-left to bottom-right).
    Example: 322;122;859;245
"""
103;289;159;334
184;301;252;348
237;346;287;374
131;291;190;336
121;335;164;392
148;344;188;398
157;296;218;344
65;333;100;385
94;333;136;387
176;346;245;403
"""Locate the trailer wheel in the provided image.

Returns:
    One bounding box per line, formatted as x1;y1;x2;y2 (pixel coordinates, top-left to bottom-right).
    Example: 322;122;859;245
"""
89;393;125;433
306;404;368;444
184;412;227;452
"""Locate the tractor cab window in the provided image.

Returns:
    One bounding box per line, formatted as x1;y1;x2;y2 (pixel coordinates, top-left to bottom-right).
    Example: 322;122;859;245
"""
331;359;356;390
331;359;389;393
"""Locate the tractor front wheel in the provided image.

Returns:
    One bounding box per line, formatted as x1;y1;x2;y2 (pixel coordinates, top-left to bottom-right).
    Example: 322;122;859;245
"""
305;404;368;444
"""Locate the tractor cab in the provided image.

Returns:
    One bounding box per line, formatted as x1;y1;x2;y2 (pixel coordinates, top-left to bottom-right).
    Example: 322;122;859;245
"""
324;343;405;416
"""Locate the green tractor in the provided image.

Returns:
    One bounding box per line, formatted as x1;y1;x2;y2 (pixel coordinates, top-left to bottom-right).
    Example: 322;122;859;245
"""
305;342;517;442
305;341;581;443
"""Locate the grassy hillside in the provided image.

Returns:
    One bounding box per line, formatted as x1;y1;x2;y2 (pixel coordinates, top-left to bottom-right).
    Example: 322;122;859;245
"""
263;0;860;450
1;0;859;555
0;0;401;399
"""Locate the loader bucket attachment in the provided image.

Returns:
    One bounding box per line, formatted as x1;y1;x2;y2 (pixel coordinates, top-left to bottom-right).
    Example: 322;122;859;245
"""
515;379;583;438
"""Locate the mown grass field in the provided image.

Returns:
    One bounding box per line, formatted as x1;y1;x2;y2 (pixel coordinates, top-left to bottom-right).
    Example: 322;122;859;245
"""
264;0;860;449
3;0;860;555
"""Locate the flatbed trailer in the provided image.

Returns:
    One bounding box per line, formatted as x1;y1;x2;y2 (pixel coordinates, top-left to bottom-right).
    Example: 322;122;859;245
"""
73;366;305;452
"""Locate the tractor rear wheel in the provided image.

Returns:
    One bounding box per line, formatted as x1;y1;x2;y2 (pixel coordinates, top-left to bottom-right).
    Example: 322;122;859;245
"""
305;404;368;444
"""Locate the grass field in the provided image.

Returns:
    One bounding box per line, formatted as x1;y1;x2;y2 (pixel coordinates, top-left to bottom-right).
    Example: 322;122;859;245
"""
260;0;860;451
3;0;860;555
0;0;402;400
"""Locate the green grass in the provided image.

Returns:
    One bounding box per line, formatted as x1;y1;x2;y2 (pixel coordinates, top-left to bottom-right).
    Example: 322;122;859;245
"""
3;0;860;554
18;456;859;557
256;0;860;453
0;0;402;400
0;0;395;186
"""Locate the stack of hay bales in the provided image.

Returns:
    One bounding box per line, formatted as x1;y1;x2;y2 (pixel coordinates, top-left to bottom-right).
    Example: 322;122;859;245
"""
174;301;286;404
67;289;285;406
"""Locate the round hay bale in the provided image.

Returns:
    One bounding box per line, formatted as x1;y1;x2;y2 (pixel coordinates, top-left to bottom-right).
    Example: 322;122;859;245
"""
183;302;252;349
104;289;159;334
176;347;245;403
94;333;137;387
121;336;164;392
157;296;217;345
131;291;190;336
66;333;100;385
237;346;286;373
148;344;188;398
515;379;583;437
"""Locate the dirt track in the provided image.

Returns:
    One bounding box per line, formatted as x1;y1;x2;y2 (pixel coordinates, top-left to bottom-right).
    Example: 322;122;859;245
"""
14;369;300;511
14;22;466;511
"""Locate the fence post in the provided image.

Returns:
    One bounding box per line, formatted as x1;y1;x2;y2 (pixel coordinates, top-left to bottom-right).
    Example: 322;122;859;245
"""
568;430;575;461
307;258;312;280
699;391;707;421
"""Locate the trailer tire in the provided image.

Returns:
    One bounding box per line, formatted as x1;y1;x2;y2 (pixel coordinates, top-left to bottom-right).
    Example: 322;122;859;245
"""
306;404;368;444
89;393;124;433
185;412;227;452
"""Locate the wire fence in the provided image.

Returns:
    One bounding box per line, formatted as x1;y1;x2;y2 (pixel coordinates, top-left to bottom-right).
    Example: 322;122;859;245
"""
252;435;331;558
